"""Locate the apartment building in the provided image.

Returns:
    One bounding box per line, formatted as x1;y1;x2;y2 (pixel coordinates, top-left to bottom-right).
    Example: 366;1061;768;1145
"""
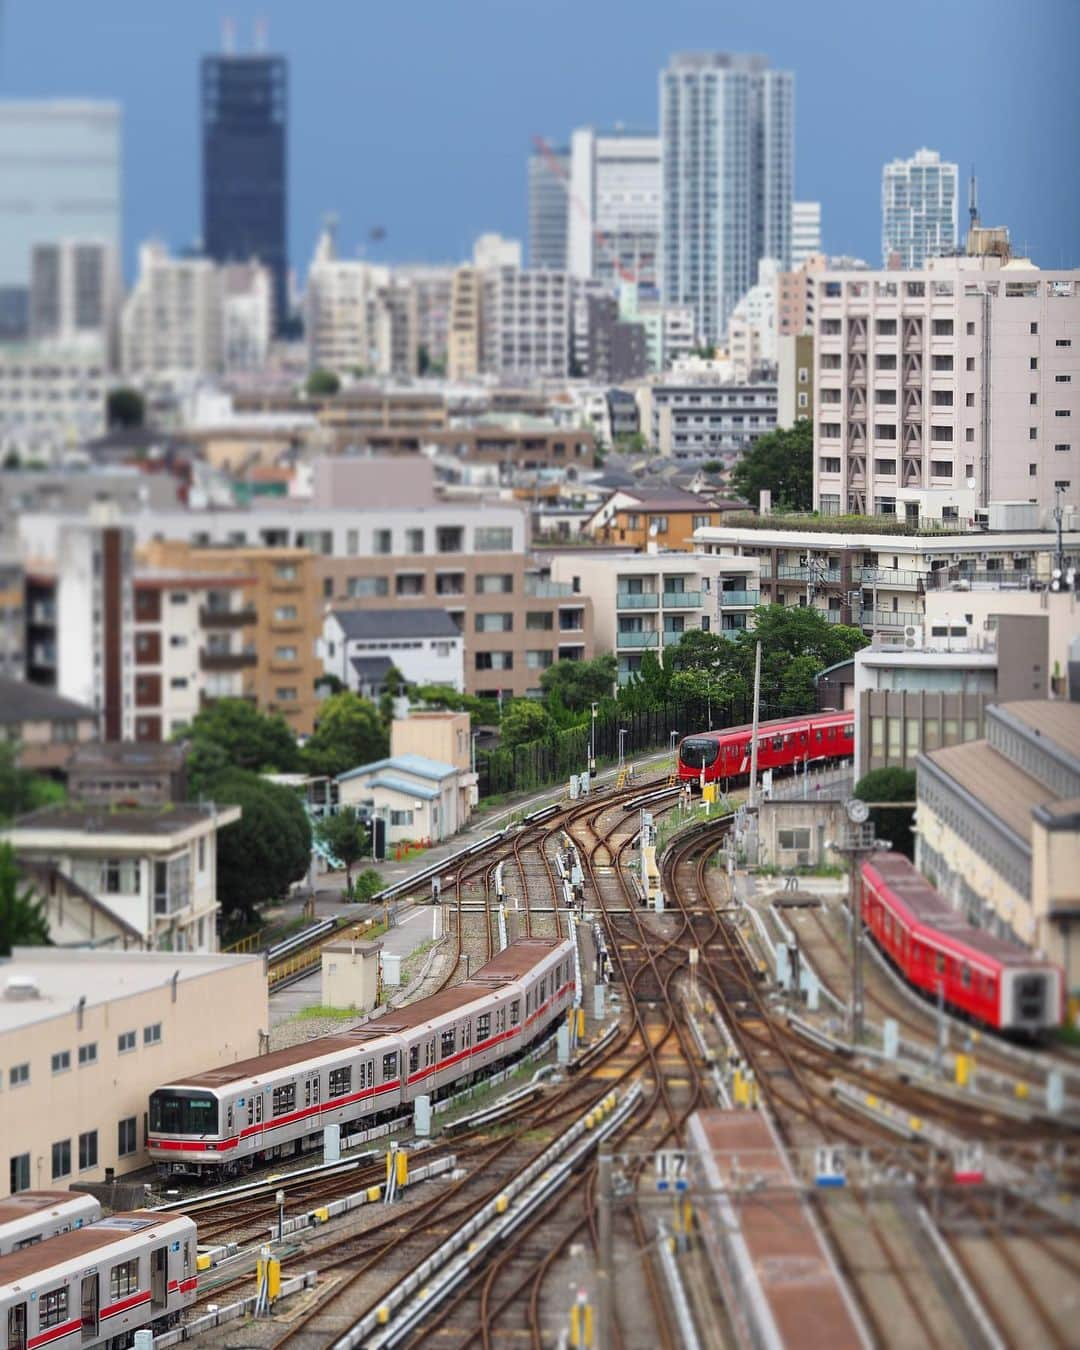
881;149;958;269
584;488;744;550
637;380;778;460
221;260;274;372
121;241;223;377
0;344;110;460
777;333;813;428
0;677;97;774
692;520;1080;639
791;201;822;268
303;226;391;375
567;127;661;293
618;288;696;372
481;265;570;379
814;251;1080;522
29;239;120;361
546;550;760;683
0;562;24;679
322;607;464;694
447;266;483;381
395;263;455;371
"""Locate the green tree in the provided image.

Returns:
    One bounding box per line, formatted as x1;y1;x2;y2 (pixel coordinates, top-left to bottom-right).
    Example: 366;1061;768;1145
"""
853;768;917;860
315;807;369;890
351;867;384;903
0;743;66;823
539;654;618;713
183;699;300;781
668;667;743;727
202;771;311;925
302;691;388;779
0;843;49;956
377;665;406;727
731;607;867;716
618;649;670;713
500;699;551;749
106;387;145;429
305;368;341;397
730;420;813;511
701;459;723;475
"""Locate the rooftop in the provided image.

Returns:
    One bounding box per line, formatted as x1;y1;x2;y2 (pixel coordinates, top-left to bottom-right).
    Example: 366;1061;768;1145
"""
993;701;1080;766
0;948;259;1033
923;741;1049;845
6;802;240;839
338;753;458;784
69;741;187;772
331;608;462;641
0;678;96;727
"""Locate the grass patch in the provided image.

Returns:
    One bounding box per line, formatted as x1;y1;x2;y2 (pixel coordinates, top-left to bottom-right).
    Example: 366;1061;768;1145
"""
293;1004;363;1022
1052;1022;1080;1049
399;938;437;987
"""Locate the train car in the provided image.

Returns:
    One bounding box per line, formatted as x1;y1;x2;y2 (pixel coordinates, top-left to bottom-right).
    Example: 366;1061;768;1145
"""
148;937;574;1178
678;709;855;788
0;1194;101;1258
0;1211;196;1350
861;852;1064;1033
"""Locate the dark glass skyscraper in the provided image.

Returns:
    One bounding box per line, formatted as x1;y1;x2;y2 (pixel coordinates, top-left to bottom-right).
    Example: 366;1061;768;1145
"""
201;54;288;331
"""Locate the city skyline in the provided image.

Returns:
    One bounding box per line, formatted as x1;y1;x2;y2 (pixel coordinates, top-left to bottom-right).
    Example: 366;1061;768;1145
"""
2;0;1077;279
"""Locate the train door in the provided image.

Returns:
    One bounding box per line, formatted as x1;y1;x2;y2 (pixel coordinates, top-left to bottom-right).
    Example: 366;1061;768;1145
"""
151;1246;168;1311
7;1303;27;1350
80;1273;99;1341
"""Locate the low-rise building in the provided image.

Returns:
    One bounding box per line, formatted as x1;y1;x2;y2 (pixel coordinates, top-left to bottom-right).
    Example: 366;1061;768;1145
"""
584;488;745;551
0;678;97;774
0;947;265;1197
916;700;1080;986
2;802;241;953
637;380;778;460
391;709;477;820
337;753;464;845
322;608;464;694
67;741;188;807
0;344;110;463
0;562;24;680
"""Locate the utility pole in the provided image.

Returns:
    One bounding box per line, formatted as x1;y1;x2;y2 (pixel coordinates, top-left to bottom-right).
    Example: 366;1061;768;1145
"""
831;799;877;1045
596;1147;614;1350
748;641;762;808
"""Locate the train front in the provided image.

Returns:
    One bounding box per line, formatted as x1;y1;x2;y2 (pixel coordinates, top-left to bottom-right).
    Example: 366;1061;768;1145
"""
677;733;720;786
147;1084;233;1176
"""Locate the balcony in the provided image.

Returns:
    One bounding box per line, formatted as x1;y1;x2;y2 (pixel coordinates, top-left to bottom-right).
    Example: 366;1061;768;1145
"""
200;605;256;628
860;609;922;629
661;591;702;608
616;630;659;648
525;578;576;599
853;567;923;589
617;592;659;610
200;647;257;672
718;590;760;607
776;566;842;584
662;627;689;644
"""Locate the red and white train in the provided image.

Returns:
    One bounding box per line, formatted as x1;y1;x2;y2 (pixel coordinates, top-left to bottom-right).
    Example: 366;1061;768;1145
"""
678;710;855;787
0;1194;100;1258
0;1212;197;1350
861;852;1064;1033
148;937;575;1177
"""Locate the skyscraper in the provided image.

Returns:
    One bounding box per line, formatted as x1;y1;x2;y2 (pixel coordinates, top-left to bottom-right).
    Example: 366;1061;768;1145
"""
881;148;958;269
567;127;661;295
792;201;822;268
201;52;288;330
660;53;793;343
528;142;569;270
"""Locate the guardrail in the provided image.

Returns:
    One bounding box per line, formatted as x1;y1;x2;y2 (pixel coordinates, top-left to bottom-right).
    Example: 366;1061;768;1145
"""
267;916;338;962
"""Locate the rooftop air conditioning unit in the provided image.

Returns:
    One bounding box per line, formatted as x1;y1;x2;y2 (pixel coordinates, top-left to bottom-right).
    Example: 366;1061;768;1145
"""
4;976;40;1001
904;624;923;649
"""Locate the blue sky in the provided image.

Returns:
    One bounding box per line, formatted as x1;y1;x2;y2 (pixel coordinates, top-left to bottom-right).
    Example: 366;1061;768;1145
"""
3;0;1077;277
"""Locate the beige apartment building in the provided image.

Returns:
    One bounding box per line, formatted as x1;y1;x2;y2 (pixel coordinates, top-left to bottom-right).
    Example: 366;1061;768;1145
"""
0;948;265;1198
813;251;1079;523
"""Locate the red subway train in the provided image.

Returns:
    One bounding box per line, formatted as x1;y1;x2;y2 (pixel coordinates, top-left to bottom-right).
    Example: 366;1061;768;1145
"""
678;710;855;787
861;852;1064;1033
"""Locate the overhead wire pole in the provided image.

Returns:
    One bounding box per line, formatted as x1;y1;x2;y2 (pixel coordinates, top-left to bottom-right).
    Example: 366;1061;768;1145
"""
746;640;762;864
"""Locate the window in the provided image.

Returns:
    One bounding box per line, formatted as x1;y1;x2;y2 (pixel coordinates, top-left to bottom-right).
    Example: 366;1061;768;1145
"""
329;1066;351;1097
1030;427;1039;440
79;1130;98;1171
649;516;669;534
40;1287;69;1330
966;322;975;336
875;319;897;336
932;319;953;336
1029;464;1038;477
475;612;513;633
873;424;896;440
436;526;464;553
373;529;392;554
274;604;298;621
965;356;975;371
1055;409;1071;418
874;389;896;405
1030;357;1038;371
118;1030;136;1053
435;573;465;596
931;426;953;442
395;574;424;597
272;1083;296;1116
477;573;513;595
409;1046;419;1074
404;528;424;554
9;1153;30;1193
51;1138;71;1179
382;1052;398;1081
1030;321;1038;335
1031;392;1040;406
874;459;896;476
275;646;297;661
527;650;554;669
1056;339;1072;347
274;564;298;582
778;828;811;851
390;809;414;827
475;527;514;551
875;353;897;371
143;1023;162;1046
930;461;953;477
1055;444;1071;453
169;592;189;605
510;999;521;1026
440;1028;455;1058
932;355;953;372
110;1259;139;1300
118;1117;137;1156
966;428;975;442
9;1061;27;1086
1057;375;1072;383
476;1012;491;1042
345;577;388;599
78;1042;97;1067
51;1050;70;1075
526;611;553;631
931;390;953;407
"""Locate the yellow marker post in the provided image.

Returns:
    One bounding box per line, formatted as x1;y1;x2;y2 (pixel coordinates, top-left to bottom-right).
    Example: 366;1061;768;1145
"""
577;1007;586;1041
395;1149;408;1189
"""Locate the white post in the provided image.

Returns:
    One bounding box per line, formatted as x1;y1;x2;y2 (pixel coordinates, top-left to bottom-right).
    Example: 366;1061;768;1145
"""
748;640;762;808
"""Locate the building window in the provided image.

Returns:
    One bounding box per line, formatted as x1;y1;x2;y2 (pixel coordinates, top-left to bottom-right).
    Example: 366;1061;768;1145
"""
875;319;897;336
932;319;953;336
143;1023;162;1046
965;428;975;442
78;1130;98;1171
1055;444;1071;453
274;564;298;582
1030;427;1039;440
527;650;554;669
965;357;975;371
118;1117;137;1156
395;574;424;597
475;651;513;671
778;828;811;851
405;528;424;554
931;426;953;442
526;611;553;631
930;461;953;477
436;527;464;553
51;1138;71;1180
78;1042;97;1067
9;1062;29;1087
1055;409;1071;418
476;574;513;595
1057;339;1072;347
118;1030;136;1053
1056;374;1072;383
1029;464;1038;476
932;355;953;372
1030;357;1038;370
873;459;896;476
373;529;392;555
274;604;298;621
345;577;388;599
390;809;414;827
51;1050;71;1075
475;527;514;551
275;645;298;661
475;612;513;633
9;1153;30;1193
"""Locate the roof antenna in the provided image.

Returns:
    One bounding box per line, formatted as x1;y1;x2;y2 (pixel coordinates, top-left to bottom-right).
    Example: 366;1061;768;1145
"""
968;167;979;232
222;16;236;54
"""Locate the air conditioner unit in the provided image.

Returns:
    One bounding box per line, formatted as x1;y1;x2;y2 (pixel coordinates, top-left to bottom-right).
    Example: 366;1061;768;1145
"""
904;624;923;648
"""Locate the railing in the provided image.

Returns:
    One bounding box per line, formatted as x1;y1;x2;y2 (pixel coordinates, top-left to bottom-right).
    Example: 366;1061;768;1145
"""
922;568;1037;592
661;591;702;608
525;579;577;599
222;928;265;955
200;647;257;671
777;566;842;583
718;590;760;606
853;567;924;588
616;630;660;648
199;605;256;628
860;609;923;628
617;592;659;610
662;627;689;642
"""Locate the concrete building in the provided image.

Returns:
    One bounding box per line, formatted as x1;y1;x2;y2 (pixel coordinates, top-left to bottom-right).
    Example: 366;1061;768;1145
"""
813;252;1080;522
637;379;778;460
29;239;120;361
303;227;389;376
67;741;189;808
221;260;274;372
0;563;25;680
338;753;464;845
0;948;264;1196
582;295;648;382
584;488;746;551
791;201;822;268
0;678;97;774
777;333;813;428
882;148;958;269
546;550;761;683
568;127;661;294
121;242;224;378
619;287;696;372
322;608;464;694
726;258;781;372
916;701;1080;985
447;266;482;381
396;264;455;371
0;344;110;460
474;234;523;271
528;142;569;271
3;802;241;953
481;265;570;379
661;52;793;342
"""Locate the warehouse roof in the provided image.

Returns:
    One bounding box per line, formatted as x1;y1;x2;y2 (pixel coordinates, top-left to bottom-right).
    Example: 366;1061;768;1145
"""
923;742;1047;845
330;608;461;640
993;701;1080;767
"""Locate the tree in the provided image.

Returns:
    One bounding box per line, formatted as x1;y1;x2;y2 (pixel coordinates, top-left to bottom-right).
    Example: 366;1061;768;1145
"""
668;667;743;727
0;743;66;823
315;807;368;891
305;369;341;397
414;685;497;725
854;768;917;860
731;607;867;717
618;649;670;713
302;691;388;779
701;459;724;475
202;771;311;925
183;699;300;781
106;387;145;429
377;666;405;728
539;654;618;713
0;844;49;956
500;699;550;749
731;420;813;512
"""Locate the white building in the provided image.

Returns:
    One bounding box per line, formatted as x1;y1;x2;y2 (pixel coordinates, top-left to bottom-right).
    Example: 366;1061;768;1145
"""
221;260;273;372
337;753;464;845
792;201;822;268
619;286;696;371
568;127;661;294
480;265;570;378
29;239;120;363
473;233;523;271
882;148;958;269
0;344;109;460
726;258;781;374
3;802;241;953
121;241;223;377
814;250;1080;522
322;608;464;694
637;379;778;460
661;52;793;343
303;225;388;374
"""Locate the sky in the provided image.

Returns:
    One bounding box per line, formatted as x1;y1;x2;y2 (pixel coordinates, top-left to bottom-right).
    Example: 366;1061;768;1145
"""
2;0;1078;279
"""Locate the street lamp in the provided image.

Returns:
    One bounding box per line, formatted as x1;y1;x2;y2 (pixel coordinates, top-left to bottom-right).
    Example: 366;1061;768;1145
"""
589;701;599;775
617;727;628;772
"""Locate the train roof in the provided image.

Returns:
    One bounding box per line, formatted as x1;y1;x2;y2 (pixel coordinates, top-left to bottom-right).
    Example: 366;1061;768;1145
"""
166;938;568;1090
681;710;853;743
0;1212;186;1286
0;1191;93;1226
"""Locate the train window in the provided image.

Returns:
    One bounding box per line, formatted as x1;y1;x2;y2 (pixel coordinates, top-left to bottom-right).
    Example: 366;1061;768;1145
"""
40;1288;69;1330
440;1029;456;1058
539;978;547;1002
934;953;944;974
510;999;521;1026
226;1104;234;1131
772;736;783;751
425;1041;435;1068
248;1098;255;1126
843;725;854;738
496;1008;505;1032
961;965;971;988
110;1259;139;1301
183;1241;192;1278
272;1084;296;1117
309;1077;321;1105
330;1067;352;1097
382;1052;398;1081
462;1021;472;1048
409;1047;419;1074
477;1013;491;1042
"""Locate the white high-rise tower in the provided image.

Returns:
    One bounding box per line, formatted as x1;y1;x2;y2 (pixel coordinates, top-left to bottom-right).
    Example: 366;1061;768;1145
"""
882;148;958;269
